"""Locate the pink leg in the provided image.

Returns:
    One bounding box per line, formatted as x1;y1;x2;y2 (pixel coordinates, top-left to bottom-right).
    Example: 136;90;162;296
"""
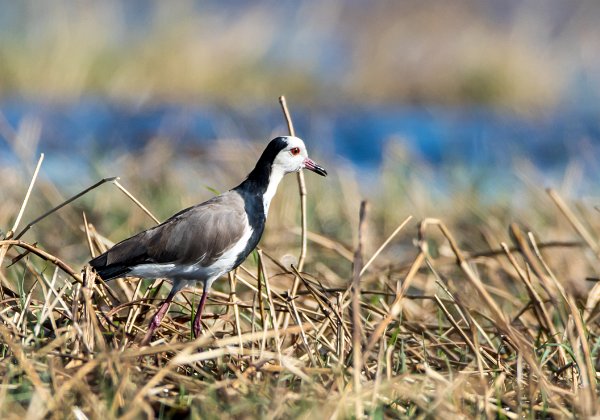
192;283;209;338
140;286;179;345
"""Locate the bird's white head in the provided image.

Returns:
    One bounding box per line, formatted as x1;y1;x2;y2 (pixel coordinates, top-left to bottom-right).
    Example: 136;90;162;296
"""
271;136;327;176
250;135;327;216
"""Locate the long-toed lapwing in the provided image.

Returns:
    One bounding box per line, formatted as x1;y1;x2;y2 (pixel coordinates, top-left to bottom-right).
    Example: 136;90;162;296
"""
89;136;327;344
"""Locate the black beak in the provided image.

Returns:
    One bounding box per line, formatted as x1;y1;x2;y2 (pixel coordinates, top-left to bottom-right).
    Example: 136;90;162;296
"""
303;158;327;176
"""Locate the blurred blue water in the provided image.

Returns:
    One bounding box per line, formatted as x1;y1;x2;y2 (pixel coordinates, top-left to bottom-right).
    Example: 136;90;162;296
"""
1;98;599;195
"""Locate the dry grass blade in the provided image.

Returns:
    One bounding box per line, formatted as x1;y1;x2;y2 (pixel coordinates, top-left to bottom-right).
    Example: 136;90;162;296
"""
433;295;487;374
509;223;554;297
352;200;368;418
500;242;568;366
227;271;244;350
418;218;507;326
361;215;412;275
0;153;44;282
10;153;44;236
112;179;160;224
364;252;424;354
291;227;354;261
0;240;82;283
277;95;310;336
547;188;599;255
82;212;95;258
257;250;282;360
14;176;119;240
278;95;307;269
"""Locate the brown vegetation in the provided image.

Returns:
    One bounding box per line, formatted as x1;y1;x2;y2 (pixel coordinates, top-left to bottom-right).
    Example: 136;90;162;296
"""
1;101;599;418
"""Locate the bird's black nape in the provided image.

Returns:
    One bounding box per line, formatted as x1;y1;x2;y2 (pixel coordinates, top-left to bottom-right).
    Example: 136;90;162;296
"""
242;137;289;190
253;136;289;171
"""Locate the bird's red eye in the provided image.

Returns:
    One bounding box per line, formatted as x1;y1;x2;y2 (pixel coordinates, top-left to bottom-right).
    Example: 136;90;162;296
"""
290;147;300;156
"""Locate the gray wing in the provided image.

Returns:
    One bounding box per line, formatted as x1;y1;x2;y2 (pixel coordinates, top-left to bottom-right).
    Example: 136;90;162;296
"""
90;191;247;279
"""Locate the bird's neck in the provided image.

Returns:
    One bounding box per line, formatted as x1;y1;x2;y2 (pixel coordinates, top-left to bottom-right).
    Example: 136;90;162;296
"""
261;166;285;215
236;161;285;216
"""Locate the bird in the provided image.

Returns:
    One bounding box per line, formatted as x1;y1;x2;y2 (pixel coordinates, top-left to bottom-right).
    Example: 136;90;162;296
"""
89;136;327;344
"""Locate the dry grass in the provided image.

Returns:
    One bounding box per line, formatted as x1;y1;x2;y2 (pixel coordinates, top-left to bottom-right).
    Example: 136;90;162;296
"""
1;123;600;418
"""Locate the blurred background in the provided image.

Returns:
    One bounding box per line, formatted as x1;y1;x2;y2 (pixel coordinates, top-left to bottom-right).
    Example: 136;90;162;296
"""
1;0;600;271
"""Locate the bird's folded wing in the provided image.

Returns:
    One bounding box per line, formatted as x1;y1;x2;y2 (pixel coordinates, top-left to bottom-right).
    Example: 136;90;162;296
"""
89;192;248;277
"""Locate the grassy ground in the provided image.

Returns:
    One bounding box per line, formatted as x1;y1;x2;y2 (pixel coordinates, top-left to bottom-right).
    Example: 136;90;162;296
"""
1;129;600;418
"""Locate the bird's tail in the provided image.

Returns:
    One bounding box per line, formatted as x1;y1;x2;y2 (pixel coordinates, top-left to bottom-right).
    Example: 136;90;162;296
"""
89;253;132;281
